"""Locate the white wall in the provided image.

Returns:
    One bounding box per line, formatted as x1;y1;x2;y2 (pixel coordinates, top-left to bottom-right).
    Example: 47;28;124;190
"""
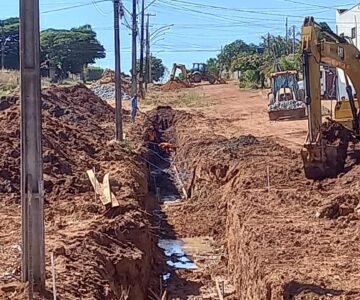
336;5;360;49
336;6;359;100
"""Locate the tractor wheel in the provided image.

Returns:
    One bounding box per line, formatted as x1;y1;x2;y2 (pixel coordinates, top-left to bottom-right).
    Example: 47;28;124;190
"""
193;73;202;83
208;76;216;84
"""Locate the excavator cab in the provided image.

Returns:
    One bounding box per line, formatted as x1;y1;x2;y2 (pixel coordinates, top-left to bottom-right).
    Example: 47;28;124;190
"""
301;17;360;179
268;70;306;120
190;63;216;84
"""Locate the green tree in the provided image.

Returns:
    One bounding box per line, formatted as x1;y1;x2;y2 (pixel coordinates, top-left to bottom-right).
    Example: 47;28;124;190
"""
206;57;219;75
232;53;265;88
218;39;255;71
40;25;105;74
0;18;20;69
136;55;166;82
150;56;166;82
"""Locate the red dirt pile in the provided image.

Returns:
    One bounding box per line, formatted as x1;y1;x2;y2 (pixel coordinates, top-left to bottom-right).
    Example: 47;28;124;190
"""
0;85;154;300
161;79;191;91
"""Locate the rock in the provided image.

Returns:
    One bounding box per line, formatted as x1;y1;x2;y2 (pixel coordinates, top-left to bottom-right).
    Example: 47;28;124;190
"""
268;100;305;112
90;83;130;101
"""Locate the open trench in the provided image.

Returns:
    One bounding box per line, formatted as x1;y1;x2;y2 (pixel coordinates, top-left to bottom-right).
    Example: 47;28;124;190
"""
140;106;360;300
143;106;236;299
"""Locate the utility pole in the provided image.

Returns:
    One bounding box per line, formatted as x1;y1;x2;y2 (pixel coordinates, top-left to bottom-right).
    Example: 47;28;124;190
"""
149;53;152;83
20;0;45;293
114;0;123;141
285;17;288;55
292;25;296;55
219;46;223;78
131;0;137;96
145;14;150;91
1;21;4;70
139;0;145;98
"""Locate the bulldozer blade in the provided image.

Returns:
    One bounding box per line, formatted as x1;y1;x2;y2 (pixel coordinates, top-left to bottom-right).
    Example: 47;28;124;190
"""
301;142;348;180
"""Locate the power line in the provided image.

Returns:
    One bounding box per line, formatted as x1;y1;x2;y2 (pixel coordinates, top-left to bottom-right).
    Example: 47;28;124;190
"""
41;0;110;13
157;0;341;21
280;0;356;9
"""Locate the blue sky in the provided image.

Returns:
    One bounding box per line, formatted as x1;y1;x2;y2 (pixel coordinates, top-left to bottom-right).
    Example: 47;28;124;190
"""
0;0;356;76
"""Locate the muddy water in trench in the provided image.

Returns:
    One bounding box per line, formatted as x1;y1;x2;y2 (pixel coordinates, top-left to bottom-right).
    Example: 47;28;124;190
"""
147;110;232;299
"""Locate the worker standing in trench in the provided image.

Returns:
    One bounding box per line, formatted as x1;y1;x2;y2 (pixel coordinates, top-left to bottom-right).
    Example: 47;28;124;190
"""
130;93;138;122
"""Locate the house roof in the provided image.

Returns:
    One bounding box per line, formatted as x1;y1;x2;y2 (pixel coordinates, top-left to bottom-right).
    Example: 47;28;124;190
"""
337;9;348;14
337;3;360;15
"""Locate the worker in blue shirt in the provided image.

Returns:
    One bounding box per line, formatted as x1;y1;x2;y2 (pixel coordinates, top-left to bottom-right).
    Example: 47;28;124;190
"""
130;93;138;122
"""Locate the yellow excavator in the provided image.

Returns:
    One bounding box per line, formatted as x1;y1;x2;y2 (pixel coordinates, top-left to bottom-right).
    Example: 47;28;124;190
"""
169;63;226;85
169;63;191;85
301;17;360;179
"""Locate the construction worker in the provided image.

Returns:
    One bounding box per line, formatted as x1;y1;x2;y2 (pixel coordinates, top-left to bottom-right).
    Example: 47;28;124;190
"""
159;142;176;154
130;93;138;122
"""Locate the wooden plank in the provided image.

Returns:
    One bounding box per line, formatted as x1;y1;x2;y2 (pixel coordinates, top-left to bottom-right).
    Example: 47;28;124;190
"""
102;173;119;207
215;279;224;300
86;170;111;206
173;165;188;200
102;173;112;204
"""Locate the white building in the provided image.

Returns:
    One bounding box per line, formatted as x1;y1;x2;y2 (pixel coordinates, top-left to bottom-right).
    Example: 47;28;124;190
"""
336;4;360;49
335;5;360;99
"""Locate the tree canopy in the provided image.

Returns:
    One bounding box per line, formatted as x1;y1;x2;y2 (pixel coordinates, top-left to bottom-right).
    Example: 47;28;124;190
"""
40;25;105;74
218;39;255;70
136;55;166;82
0;19;105;74
0;18;20;69
206;31;301;88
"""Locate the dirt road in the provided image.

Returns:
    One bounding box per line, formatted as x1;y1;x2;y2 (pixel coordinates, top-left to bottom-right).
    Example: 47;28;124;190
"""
195;81;308;150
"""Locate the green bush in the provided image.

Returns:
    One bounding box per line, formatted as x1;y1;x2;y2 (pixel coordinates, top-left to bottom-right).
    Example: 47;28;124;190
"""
243;70;258;83
85;66;103;81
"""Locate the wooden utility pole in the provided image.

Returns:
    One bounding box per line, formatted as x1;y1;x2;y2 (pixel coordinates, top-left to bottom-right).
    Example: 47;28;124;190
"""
285;17;288;55
139;0;145;98
292;25;296;55
1;21;5;70
114;0;123;141
145;14;150;91
20;0;45;292
219;46;223;78
131;0;137;95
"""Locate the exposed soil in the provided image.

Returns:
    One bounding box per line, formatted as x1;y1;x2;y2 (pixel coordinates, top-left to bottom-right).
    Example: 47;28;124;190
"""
1;81;360;300
0;85;154;300
140;83;360;299
161;80;192;91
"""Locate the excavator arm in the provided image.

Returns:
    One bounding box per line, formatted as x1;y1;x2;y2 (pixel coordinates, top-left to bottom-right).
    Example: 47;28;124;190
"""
301;17;360;179
170;63;190;83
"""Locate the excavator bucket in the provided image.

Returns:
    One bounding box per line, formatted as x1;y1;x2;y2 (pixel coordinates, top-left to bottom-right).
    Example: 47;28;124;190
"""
301;144;346;179
301;121;350;180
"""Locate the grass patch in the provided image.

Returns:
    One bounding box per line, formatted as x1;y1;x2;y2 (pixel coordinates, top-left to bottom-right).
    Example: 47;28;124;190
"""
142;90;212;109
178;91;212;107
0;70;19;96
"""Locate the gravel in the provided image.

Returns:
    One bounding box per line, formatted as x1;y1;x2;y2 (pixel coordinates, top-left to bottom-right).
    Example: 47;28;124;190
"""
268;100;305;112
90;83;130;101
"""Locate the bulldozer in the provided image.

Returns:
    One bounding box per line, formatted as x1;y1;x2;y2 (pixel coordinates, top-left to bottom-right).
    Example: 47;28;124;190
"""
301;16;360;179
267;70;306;121
169;63;225;85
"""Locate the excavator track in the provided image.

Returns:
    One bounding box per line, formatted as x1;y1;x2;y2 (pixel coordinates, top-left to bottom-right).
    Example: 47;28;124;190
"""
302;121;350;180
